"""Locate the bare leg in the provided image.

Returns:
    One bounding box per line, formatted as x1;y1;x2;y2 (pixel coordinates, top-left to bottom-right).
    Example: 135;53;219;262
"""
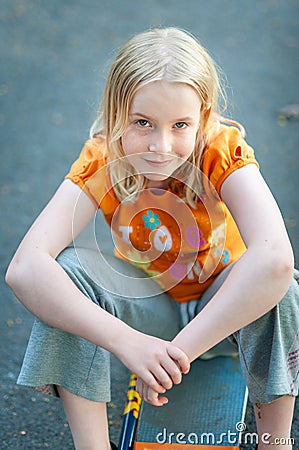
254;395;295;449
57;385;110;450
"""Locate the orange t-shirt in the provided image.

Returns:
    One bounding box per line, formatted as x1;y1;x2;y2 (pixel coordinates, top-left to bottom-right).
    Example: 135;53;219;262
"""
65;125;259;303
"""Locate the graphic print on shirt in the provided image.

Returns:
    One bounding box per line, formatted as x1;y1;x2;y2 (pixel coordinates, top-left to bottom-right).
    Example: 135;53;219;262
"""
67;129;256;301
142;210;161;230
110;188;227;293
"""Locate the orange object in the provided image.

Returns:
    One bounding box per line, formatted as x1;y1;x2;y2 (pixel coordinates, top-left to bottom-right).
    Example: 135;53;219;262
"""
66;125;259;303
134;443;240;450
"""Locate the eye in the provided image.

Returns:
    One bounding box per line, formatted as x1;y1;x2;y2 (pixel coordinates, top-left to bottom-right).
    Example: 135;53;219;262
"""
137;119;150;127
174;122;187;129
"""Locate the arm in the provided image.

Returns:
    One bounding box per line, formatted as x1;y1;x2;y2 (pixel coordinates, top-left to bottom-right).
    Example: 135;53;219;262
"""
6;179;189;390
172;164;294;362
6;180;127;344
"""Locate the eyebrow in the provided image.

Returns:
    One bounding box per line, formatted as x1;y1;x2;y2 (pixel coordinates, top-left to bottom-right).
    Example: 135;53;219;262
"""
130;112;194;122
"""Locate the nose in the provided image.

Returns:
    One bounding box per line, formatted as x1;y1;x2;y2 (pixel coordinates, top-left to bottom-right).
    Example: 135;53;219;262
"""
148;130;172;153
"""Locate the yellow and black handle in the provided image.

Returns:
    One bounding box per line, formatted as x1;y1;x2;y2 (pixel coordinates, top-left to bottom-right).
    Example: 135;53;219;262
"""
118;373;142;450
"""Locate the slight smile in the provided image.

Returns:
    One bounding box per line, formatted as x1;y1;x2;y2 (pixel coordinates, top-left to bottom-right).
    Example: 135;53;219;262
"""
144;159;173;167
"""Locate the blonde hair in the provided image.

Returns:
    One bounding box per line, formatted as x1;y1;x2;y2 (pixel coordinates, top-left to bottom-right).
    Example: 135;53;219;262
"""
90;27;243;207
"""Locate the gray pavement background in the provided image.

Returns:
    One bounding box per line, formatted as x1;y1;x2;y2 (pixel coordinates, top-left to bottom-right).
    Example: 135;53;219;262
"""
1;0;298;448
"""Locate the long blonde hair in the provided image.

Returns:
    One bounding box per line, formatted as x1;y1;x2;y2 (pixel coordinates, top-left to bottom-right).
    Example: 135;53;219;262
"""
90;27;243;207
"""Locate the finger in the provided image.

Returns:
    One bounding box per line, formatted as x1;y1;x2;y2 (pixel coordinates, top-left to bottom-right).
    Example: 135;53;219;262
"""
161;357;183;385
138;380;166;406
136;378;143;398
167;345;190;375
145;387;168;407
151;366;173;390
139;371;167;394
144;386;158;403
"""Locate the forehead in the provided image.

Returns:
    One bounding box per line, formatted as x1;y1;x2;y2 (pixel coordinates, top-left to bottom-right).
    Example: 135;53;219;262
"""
130;80;201;117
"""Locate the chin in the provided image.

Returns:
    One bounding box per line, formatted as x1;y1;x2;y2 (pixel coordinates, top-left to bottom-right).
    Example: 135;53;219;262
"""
145;173;170;181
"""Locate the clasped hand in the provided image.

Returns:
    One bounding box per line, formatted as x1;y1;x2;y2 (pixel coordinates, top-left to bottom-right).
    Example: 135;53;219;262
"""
116;331;190;407
136;340;189;406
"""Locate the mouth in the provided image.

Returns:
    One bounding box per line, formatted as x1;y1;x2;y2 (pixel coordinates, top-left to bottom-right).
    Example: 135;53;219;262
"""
144;159;172;167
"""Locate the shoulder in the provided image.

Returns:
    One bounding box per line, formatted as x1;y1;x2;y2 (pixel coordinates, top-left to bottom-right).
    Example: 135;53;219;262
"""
65;135;110;207
78;135;107;163
205;124;249;157
202;124;259;196
66;136;107;178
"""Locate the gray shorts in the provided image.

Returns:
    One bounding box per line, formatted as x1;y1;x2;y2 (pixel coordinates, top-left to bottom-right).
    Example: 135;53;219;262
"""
17;247;299;405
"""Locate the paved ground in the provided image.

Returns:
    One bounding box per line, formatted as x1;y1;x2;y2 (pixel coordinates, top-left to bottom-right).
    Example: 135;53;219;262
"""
1;0;298;448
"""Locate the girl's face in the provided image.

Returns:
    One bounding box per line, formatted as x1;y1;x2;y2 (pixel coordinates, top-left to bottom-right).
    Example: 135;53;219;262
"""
121;80;202;188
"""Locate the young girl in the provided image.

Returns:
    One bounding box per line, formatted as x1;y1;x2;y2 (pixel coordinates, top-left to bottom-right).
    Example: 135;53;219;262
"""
6;28;298;450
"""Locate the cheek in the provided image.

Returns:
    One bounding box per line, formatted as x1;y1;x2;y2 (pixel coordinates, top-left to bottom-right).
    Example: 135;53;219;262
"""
176;132;197;158
121;130;134;156
121;129;144;156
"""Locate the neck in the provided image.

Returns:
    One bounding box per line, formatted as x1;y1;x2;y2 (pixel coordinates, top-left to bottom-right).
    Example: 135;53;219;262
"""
147;179;169;190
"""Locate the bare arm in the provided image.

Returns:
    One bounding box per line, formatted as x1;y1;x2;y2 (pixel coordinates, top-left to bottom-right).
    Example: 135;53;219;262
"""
6;179;189;390
6;180;118;342
172;165;294;362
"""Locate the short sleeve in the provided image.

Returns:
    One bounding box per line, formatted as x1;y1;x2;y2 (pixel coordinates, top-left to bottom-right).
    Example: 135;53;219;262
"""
65;137;110;208
202;125;259;196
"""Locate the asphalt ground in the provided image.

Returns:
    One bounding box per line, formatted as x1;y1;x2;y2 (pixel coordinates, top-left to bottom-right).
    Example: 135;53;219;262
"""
1;1;298;448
